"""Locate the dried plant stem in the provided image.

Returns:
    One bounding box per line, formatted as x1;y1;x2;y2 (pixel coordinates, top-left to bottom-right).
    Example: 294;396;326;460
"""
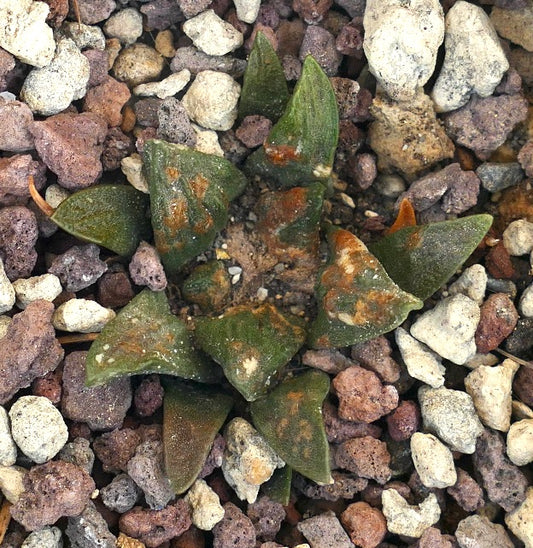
72;0;82;27
495;347;533;370
0;500;11;545
58;332;99;345
28;176;55;217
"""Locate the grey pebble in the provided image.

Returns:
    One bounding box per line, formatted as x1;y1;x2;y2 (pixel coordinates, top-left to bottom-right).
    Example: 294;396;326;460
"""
100;473;142;513
297;511;355;548
59;437;95;475
65;501;117;548
476;162;524;192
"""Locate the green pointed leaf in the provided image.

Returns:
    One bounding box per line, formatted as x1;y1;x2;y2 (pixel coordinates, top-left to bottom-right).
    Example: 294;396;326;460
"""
194;303;306;401
238;31;289;122
262;466;292;506
308;227;423;349
182;260;231;313
163;380;233;494
244;56;339;188
51;184;151;256
250;370;332;485
86;289;220;386
143;139;248;276
369;214;493;301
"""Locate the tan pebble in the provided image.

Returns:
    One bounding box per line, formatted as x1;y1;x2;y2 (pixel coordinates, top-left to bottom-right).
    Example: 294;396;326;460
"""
155;30;176;58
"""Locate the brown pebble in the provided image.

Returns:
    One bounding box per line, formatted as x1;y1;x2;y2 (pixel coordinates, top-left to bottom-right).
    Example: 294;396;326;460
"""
386;400;421;442
322;400;382;443
97;269;135;309
93;428;142;472
32;367;62;404
332;365;398;423
351;335;400;384
413;526;455;548
213;502;256;548
513;365;533;407
134;375;164;417
0;154;45;206
335;436;392;484
475;293;518;354
235;115;272;149
341;501;387;548
485;241;515;279
171;525;206;548
446;468;484;512
84;75;131;127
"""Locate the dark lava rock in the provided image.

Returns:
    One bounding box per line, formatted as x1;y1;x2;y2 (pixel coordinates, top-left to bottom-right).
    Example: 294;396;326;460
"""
100;473;142;513
213;502;256;548
294;470;368;501
93;428;141;473
299;25;341;76
322;400;382;444
129;241;168;292
247;496;285;542
386;400;421;442
156;97;197;147
133;374;164;417
65;500;117;548
351;335;400;384
446;468;484;513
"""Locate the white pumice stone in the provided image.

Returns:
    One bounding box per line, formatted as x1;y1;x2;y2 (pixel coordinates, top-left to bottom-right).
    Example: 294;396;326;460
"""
9;395;68;464
410;432;457;488
12;273;62;309
53;298;116;333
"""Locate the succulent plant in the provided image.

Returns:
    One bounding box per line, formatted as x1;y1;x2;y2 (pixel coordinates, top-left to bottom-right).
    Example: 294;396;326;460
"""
35;32;493;504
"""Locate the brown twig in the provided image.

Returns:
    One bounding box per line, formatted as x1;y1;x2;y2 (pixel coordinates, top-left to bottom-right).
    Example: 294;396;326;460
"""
72;0;82;28
28;176;55;218
0;499;11;545
495;347;533;370
58;332;99;345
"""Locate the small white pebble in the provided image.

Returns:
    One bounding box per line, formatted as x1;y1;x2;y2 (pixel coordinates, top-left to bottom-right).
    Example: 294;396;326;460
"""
410;432;457;488
103;8;143;46
506;419;533;466
228;266;242;276
53;298;116;333
0;406;17;466
133;69;191;99
0;258;15;314
183;10;243;56
185;479;224;530
121;153;149;193
9;396;68;464
448;264;487;305
505;487;533;548
256;287;268;301
0;315;11;339
519;283;533;317
231;273;241;285
192;123;225;157
233;0;261;23
364;209;379;217
503;219;533;256
339;192;355;208
45;184;70;208
21;526;63;548
0;465;26;504
12;274;62;309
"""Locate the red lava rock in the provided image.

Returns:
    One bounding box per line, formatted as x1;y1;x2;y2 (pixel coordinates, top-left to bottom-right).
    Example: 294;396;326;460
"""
172;525;206;548
485;241;515;279
10;460;96;531
134;98;163;127
119;499;192;548
199;434;225;478
0;205;38;280
294;470;368;502
444;94;529;160
513;364;533;407
446;468;484;512
62;351;132;431
247;496;285;541
322;400;382;443
140;0;185;30
473;428;528;512
102;126;134;171
293;0;332;24
212;502;256;548
336;17;364;57
31;112;108;190
31;367;62;405
361;481;412;507
330;77;370;122
335;436;392;484
83;76;131;127
93;428;142;472
43;0;69;27
0;48;16;91
475;292;519;354
76;0;116;24
0;99;34;152
129;241;168;292
176;0;211;19
97;268;135;309
299;25;341;76
235;115;272;149
48;244;108;292
0;300;63;404
351;336;401;384
69;422;92;441
302;349;354;375
413;527;456;548
134;374;164;417
0;155;45;206
341;501;387;548
83;48;109;88
332;365;398;423
157;98;197;147
386;400;421;442
518;139;533;178
441;170;480;214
